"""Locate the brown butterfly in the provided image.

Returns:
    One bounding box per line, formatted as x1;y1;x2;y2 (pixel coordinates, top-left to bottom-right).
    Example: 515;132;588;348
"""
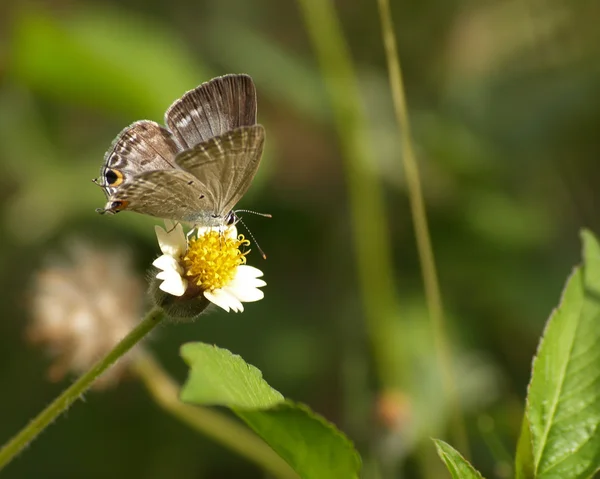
95;74;265;227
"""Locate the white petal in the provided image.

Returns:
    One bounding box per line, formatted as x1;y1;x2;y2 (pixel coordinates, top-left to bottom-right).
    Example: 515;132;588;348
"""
204;290;231;312
204;288;245;313
159;275;187;296
154;226;173;255
156;269;181;281
218;289;244;312
231;302;244;313
224;284;264;303
245;277;267;288
225;225;238;239
228;276;266;290
163;219;175;231
195;225;218;238
235;265;264;279
173;223;187;252
195;226;209;238
152;255;181;272
155;223;186;256
156;271;169;280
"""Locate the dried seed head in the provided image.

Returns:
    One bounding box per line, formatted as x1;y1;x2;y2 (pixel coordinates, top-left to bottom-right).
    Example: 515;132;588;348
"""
28;240;143;389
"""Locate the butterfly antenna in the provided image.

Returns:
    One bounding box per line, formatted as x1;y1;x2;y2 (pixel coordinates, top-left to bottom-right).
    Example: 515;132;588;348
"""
234;209;272;219
236;216;268;260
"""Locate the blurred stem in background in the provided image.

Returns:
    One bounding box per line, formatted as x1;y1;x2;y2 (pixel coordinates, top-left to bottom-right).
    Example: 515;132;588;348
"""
132;352;299;479
376;0;469;457
296;0;419;475
477;415;513;477
0;306;165;471
295;0;401;390
1;303;298;478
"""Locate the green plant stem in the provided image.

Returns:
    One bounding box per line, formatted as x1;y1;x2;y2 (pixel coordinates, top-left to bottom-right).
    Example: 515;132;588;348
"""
375;0;469;456
296;0;400;390
132;352;299;479
0;306;164;471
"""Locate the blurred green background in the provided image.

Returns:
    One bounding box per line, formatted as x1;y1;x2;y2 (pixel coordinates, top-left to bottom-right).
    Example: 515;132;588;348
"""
1;0;599;477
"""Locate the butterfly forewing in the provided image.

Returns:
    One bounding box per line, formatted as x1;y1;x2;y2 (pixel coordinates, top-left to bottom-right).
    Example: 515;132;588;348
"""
175;125;265;216
165;74;257;150
99;120;180;197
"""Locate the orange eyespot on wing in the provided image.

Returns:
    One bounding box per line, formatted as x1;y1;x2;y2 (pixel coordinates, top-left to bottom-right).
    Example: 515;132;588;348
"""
96;199;129;215
105;169;124;186
111;200;129;211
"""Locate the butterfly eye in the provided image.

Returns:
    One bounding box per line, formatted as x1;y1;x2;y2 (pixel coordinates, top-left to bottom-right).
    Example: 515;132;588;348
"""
226;212;237;225
105;169;124;186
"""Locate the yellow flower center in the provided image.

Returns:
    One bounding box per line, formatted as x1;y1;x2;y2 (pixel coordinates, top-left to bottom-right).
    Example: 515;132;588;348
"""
182;229;250;292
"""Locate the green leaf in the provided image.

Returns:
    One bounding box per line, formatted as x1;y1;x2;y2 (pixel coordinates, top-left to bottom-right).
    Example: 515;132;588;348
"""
180;343;284;408
236;403;360;479
526;229;600;478
515;416;534;479
11;7;207;119
181;342;361;479
433;439;485;479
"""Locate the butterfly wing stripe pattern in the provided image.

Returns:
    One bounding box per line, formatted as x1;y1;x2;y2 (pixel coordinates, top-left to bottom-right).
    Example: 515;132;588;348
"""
98;120;180;197
165;74;257;149
174;125;265;216
107;169;215;222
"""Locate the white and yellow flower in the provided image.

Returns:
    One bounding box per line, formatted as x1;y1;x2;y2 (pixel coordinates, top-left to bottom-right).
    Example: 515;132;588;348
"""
153;221;188;296
153;220;266;313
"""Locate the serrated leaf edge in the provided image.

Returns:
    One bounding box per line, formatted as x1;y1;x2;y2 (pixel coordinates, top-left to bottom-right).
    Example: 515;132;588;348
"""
525;265;583;474
433;438;485;479
235;400;362;478
179;342;285;407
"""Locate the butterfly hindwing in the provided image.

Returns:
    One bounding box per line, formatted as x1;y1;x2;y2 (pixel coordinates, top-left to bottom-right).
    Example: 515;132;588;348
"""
175;125;265;216
100;169;216;222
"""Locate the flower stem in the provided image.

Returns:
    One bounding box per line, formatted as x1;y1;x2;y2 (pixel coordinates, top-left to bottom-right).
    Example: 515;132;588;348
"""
0;306;164;471
132;352;299;479
375;0;469;457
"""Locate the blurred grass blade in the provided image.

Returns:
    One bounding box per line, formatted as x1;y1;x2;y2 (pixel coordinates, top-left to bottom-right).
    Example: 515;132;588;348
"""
375;0;467;455
181;343;361;479
433;439;485;479
296;0;400;391
525;230;600;478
